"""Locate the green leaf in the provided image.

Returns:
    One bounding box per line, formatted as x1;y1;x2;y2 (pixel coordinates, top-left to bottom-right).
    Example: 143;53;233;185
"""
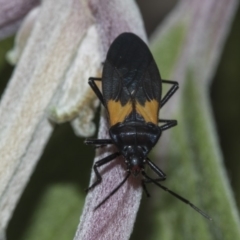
20;184;84;240
151;23;186;78
133;2;240;240
151;74;240;239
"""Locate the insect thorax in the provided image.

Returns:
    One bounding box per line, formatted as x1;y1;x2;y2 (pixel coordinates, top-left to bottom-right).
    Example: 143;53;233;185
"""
109;121;161;159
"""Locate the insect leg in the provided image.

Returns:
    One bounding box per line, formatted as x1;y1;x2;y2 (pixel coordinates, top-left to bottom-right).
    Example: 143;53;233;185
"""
143;158;166;183
85;138;113;145
142;180;151;197
86;152;120;192
161;80;179;108
94;172;131;210
142;172;212;221
142;159;166;197
159;119;177;131
146;158;166;179
88;77;105;107
85;139;113;149
85;138;113;149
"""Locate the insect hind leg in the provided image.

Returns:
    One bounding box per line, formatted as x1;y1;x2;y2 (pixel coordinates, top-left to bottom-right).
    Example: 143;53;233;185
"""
161;80;179;108
88;77;105;107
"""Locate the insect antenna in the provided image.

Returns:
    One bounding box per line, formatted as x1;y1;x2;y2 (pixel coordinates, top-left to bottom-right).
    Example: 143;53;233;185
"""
142;172;212;221
94;172;131;210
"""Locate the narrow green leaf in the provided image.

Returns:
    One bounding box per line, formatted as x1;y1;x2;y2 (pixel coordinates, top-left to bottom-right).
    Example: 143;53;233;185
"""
20;184;84;240
151;23;186;78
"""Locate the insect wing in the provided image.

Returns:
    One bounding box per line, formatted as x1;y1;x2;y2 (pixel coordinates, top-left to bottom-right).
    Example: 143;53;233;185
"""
102;33;162;126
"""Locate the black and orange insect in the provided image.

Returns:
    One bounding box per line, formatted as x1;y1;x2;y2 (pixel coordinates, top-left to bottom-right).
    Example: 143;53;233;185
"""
85;32;210;220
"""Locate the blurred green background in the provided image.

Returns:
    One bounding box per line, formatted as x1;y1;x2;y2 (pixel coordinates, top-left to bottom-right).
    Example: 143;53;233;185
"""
0;1;239;239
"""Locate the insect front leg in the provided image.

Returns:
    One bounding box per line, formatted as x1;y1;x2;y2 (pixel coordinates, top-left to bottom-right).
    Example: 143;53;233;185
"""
86;152;120;192
161;80;179;108
88;77;105;107
159;119;177;131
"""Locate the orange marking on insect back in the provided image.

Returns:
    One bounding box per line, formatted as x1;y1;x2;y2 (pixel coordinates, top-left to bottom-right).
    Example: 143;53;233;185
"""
107;100;132;126
136;100;159;124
